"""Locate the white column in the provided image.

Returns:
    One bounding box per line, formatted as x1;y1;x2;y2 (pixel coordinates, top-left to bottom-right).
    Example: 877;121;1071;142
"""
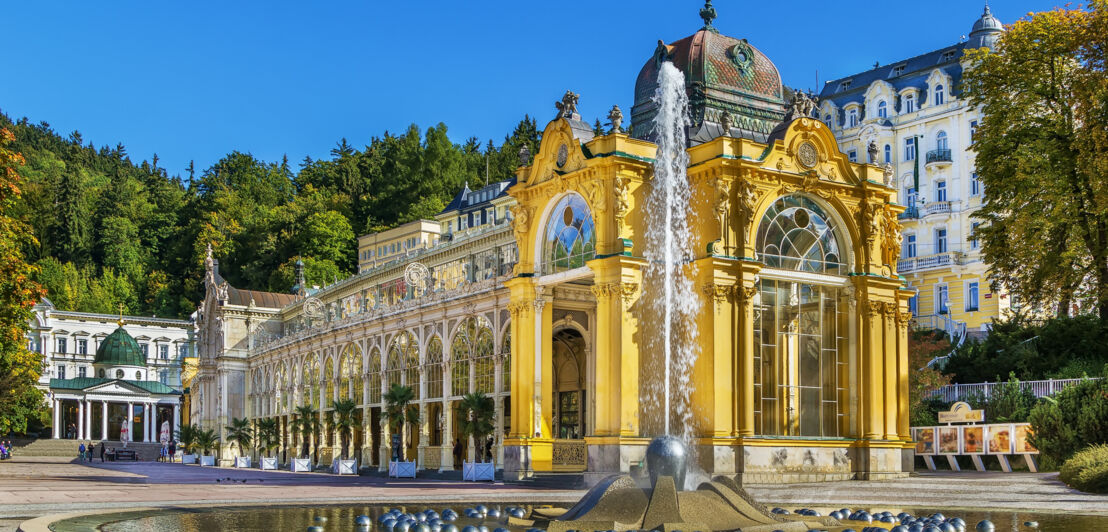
85;400;93;440
101;401;108;440
77;400;85;439
142;403;150;442
52;399;61;438
126;402;134;442
173;403;181;435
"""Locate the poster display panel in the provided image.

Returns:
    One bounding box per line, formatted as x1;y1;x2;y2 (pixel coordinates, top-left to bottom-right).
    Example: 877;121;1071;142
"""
961;425;984;454
987;424;1013;454
938;426;960;454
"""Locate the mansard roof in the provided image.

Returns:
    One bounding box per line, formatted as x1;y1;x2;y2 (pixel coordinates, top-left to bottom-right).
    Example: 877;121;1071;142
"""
818;43;966;109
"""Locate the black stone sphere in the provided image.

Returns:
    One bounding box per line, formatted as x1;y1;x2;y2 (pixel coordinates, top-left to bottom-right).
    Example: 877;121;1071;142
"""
646;435;688;490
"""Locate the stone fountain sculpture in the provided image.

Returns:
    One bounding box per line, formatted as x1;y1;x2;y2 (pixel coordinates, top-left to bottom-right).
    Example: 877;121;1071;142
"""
517;436;846;532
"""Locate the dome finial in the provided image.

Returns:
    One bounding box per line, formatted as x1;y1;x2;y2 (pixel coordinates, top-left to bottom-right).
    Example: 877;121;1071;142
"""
700;0;718;33
117;303;125;327
984;0;991;15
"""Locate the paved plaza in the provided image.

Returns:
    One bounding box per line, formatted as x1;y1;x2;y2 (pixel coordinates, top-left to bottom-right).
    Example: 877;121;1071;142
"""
2;457;1106;531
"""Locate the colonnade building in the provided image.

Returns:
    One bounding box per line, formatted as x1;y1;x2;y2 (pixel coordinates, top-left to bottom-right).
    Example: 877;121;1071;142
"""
191;7;914;483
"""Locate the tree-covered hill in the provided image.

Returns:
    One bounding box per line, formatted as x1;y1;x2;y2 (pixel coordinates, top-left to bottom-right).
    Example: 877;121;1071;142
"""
0;110;540;319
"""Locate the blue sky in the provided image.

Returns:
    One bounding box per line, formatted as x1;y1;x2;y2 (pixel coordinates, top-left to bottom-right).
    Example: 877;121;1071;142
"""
3;1;1057;177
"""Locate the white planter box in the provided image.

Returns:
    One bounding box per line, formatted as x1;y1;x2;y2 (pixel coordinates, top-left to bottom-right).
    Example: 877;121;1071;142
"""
291;458;312;472
463;461;495;482
199;455;216;466
388;460;416;478
260;457;278;470
333;459;358;475
234;456;251;468
181;454;198;464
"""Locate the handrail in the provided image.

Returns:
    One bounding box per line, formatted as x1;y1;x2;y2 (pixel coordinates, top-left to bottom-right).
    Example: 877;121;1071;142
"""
926;149;952;164
926;377;1102;402
913;313;967;369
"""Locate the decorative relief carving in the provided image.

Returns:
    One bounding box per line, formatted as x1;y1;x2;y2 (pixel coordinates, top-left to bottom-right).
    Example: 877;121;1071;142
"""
509;205;532;240
881;204;903;272
614;177;631;236
797;141;819;168
702;283;735;307
712;178;731;251
735;178;759;226
619;283;639;306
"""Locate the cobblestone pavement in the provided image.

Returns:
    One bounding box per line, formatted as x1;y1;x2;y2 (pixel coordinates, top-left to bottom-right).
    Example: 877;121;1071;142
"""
3;458;1106;532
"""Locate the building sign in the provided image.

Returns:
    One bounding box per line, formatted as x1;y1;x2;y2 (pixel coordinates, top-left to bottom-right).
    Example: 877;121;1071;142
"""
937;401;984;424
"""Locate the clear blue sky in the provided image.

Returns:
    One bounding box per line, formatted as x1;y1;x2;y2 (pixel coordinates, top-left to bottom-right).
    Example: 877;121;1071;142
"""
2;0;1058;177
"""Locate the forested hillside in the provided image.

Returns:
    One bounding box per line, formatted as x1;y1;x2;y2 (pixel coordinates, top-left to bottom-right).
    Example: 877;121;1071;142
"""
0;110;541;319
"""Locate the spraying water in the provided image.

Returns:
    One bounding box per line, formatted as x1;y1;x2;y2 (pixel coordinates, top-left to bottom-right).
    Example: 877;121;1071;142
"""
644;61;701;438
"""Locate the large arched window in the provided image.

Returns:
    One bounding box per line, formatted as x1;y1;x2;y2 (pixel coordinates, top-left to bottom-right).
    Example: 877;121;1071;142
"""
450;316;494;396
543;194;596;275
877;100;887;118
339;347;354;401
934;84;945;105
386;332;416;394
756;195;846;275
936;130;948;152
501;327;512;393
323;357;335;407
753;195;851;438
426;337;444;399
367;348;382;404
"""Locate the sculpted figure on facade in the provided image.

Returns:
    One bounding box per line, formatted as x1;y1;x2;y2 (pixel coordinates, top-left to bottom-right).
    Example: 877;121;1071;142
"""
555;91;580;119
613;177;631;236
881;204;903;269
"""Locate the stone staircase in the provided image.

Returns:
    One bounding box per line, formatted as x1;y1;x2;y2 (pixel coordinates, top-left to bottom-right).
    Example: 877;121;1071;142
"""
10;438;164;461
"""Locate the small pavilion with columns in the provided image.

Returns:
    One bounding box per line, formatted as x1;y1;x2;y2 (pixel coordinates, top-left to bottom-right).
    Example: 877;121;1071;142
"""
48;324;182;442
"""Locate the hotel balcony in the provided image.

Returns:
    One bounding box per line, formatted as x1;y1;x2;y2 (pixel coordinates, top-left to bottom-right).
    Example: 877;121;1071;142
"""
922;201;953;217
897;250;964;273
898;206;919;220
925;149;952;168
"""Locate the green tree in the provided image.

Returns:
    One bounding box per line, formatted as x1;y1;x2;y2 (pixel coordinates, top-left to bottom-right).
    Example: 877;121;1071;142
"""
255;417;280;458
0;127;48;435
174;423;199;455
195;428;220;457
292;404;319;460
224;417;253;457
329;399;360;460
300;210;354;267
384;384;419;462
963;4;1108;318
456;392;495;463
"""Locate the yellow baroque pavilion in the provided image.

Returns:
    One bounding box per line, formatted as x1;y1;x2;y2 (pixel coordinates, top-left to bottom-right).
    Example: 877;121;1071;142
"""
190;7;914;484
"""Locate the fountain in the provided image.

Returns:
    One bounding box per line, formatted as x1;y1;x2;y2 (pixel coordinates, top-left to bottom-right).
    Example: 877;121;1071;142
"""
643;55;701;444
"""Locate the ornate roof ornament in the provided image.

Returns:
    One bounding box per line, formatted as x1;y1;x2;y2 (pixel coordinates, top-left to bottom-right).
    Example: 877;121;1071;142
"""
519;144;531;166
204;242;214;273
786;89;817;121
699;0;718;33
607;105;624;133
555;90;580;119
720;111;733;135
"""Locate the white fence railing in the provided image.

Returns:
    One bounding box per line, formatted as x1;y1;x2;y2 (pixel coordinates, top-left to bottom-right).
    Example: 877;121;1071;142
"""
927;377;1102;402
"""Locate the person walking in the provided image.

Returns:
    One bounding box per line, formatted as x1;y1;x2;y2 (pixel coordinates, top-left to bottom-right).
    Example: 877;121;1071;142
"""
168;440;177;463
77;442;86;462
452;439;463;470
99;442;106;462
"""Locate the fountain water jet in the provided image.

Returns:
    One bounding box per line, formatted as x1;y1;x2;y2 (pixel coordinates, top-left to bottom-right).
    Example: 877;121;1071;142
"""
644;60;700;439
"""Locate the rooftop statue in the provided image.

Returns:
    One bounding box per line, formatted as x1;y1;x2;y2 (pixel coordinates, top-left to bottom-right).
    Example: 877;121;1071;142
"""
555;90;580;119
607;105;624;133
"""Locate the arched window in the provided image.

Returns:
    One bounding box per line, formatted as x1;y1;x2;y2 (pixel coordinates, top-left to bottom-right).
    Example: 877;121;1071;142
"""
934;84;945;105
386;332;416;395
352;351;364;406
135;371;142;380
323;358;335;407
426;337;444;399
884;144;892;164
823;114;833;128
115;369;124;379
366;348;382;404
904;93;916;113
756;195;846;275
753;195;851;438
847;108;858;127
543;194;596;275
936;130;948;152
301;358;312;407
339;348;353;401
877;100;887;118
450;316;493;396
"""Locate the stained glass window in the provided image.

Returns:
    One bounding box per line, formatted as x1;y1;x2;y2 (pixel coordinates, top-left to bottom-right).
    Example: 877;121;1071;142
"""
426;337;443;399
756;195;845;274
543;194;596;275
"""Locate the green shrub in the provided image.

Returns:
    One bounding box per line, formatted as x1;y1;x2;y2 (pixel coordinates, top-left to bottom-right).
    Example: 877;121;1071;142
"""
1060;444;1108;494
1028;378;1108;465
943;315;1108;382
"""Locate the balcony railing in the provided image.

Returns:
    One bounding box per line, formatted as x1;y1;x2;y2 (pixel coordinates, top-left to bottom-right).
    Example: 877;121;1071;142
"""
898;206;919;220
897;251;963;273
922;201;952;216
926;378;1103;402
926;149;952;164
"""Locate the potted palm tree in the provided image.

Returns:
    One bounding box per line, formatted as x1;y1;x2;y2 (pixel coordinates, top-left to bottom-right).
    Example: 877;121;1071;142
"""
225;417;253;468
256;418;280;470
457;392;495;481
384;384;418;478
195;428;219;466
330;399;360;475
176;424;199;464
290;404;317;472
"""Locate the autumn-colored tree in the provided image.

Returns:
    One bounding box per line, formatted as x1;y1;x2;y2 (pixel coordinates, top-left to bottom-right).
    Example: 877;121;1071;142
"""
908;330;953;426
963;3;1108;318
0;127;48;434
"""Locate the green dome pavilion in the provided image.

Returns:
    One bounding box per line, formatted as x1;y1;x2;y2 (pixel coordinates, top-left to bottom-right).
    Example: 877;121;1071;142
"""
94;325;147;367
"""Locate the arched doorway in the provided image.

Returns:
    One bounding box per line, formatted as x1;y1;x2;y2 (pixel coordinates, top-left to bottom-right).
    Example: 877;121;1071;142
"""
552;328;586;439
